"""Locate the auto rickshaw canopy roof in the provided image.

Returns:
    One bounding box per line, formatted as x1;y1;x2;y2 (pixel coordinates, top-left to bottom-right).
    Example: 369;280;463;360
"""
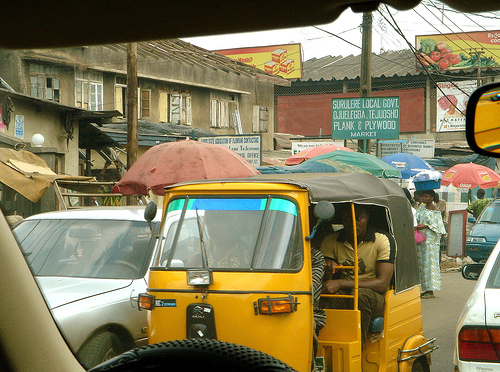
165;172;420;293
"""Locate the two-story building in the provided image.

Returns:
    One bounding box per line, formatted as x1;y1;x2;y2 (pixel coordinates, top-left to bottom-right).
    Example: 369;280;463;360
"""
0;39;289;216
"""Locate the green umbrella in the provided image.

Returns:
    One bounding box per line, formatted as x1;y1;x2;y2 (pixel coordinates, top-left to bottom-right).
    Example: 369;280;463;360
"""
305;157;371;175
305;150;402;178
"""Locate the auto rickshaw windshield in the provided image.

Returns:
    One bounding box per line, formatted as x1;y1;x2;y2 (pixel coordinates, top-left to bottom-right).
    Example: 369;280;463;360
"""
153;196;303;271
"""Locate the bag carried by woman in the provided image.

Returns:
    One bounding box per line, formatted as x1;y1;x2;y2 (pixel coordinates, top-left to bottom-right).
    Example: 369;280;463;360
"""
414;229;426;244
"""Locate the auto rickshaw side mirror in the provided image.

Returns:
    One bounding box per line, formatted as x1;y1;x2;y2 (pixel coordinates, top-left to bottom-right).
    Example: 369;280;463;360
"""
462;263;484;281
465;82;500;158
306;201;336;240
144;201;157;222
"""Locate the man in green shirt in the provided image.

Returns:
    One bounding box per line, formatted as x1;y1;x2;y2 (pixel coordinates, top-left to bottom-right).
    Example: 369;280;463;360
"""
467;189;492;219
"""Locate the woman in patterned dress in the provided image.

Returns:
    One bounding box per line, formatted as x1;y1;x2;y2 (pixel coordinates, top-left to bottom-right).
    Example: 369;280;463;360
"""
415;189;446;298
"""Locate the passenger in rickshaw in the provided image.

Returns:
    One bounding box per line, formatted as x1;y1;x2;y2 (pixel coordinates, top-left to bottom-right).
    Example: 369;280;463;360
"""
320;204;395;347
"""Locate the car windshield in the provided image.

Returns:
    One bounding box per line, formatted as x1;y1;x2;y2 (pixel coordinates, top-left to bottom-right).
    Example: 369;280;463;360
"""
153;196;302;271
14;219;154;279
477;203;500;223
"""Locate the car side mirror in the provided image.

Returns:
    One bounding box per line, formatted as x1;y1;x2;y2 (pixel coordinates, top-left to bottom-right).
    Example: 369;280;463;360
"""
468;217;476;223
465;82;500;157
462;263;484;280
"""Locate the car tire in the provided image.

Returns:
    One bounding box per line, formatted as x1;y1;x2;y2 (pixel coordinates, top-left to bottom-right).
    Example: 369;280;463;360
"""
78;331;124;369
88;338;297;371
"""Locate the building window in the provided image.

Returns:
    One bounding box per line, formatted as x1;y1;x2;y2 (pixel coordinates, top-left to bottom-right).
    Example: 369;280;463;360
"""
252;106;269;133
159;92;191;125
210;92;238;128
29;63;60;102
75;70;103;110
114;76;127;117
141;89;151;118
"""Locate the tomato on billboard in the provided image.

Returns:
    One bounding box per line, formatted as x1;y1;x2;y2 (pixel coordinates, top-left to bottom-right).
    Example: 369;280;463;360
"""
215;44;302;79
416;30;500;72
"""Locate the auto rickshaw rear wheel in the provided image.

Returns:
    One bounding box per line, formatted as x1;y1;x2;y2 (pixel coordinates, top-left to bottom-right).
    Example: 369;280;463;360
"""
88;338;297;371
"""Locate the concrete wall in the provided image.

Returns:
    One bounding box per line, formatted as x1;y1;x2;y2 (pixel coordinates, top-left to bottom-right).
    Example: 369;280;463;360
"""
1;97;79;176
0;46;277;151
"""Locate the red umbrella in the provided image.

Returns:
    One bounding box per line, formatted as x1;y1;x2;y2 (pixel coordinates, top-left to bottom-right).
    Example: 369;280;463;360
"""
285;144;353;165
113;140;260;196
440;163;500;189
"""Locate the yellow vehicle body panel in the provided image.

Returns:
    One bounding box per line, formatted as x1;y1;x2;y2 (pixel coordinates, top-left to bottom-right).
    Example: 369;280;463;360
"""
148;183;314;371
146;176;434;371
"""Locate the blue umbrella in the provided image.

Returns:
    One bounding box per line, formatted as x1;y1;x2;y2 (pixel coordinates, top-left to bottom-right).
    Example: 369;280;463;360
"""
380;153;436;179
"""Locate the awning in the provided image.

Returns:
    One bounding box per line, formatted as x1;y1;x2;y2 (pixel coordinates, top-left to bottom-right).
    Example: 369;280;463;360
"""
0;148;93;203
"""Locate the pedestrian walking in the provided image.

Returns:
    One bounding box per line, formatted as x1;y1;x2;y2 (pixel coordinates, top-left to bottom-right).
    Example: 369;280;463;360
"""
415;189;446;299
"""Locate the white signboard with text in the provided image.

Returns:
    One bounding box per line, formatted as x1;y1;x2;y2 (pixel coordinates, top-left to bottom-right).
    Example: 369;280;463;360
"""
199;135;262;166
379;139;435;158
291;141;345;155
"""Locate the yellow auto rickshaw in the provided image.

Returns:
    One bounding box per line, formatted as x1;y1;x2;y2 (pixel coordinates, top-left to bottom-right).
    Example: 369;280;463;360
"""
139;172;437;371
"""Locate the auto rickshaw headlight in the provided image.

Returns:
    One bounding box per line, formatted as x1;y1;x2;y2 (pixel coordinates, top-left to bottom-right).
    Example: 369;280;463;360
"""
187;269;213;286
255;295;298;315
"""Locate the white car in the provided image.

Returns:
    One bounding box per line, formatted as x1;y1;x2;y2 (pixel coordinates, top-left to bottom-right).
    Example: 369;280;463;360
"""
13;206;161;369
454;240;500;371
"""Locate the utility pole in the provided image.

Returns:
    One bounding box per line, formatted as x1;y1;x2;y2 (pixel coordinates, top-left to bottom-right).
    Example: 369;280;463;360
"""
359;12;372;153
127;42;138;205
470;48;484;87
127;42;138;169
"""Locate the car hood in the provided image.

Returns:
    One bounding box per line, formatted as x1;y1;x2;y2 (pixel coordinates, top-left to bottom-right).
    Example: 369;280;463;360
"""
470;223;500;242
36;276;133;309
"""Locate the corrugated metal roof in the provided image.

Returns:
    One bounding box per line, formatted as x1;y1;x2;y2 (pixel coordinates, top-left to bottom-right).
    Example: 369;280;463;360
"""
105;40;290;87
299;49;423;81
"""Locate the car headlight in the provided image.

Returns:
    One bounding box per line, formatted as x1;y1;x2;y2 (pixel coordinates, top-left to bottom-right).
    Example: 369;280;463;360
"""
466;236;486;243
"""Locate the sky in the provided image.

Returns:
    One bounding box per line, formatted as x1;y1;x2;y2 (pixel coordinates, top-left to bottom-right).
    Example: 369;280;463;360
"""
182;3;500;62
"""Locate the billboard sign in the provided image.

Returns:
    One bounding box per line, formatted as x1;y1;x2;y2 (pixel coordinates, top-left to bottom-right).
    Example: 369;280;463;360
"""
331;97;400;140
198;135;262;166
436;80;477;132
215;44;302;79
416;30;500;72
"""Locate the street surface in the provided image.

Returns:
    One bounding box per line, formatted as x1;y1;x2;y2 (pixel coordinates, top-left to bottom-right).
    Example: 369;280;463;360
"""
421;271;477;371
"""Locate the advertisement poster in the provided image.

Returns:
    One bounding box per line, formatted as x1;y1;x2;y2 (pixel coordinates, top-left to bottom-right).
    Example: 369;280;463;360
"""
416;30;500;72
436;80;477;132
0;106;5;132
215;44;302;79
331;97;400;140
14;114;24;139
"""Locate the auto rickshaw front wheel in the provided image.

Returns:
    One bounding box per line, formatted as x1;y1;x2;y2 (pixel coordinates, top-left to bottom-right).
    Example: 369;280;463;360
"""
88;338;297;372
411;357;430;372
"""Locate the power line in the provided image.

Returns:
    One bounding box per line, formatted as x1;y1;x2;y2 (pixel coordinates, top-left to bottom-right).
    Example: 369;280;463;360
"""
312;26;413;70
423;1;500;61
379;5;472;121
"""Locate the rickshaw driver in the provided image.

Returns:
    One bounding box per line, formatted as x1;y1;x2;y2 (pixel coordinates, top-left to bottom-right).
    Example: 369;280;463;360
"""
320;204;394;347
186;210;252;268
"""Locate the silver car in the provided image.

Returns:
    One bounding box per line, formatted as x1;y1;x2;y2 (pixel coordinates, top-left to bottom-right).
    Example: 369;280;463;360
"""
13;206;161;369
454;239;500;371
